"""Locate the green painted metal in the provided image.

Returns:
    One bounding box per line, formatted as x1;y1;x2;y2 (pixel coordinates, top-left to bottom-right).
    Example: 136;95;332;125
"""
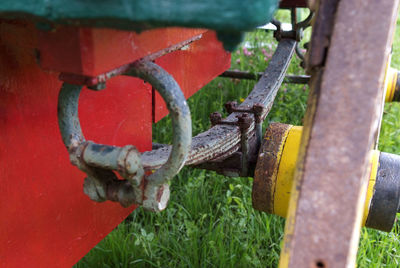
0;0;278;50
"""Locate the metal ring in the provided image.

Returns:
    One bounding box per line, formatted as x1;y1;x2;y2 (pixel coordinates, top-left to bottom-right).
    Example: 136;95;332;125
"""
58;61;192;211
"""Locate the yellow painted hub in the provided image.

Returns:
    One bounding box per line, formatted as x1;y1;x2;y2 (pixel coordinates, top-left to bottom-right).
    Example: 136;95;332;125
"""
385;66;399;102
270;126;379;225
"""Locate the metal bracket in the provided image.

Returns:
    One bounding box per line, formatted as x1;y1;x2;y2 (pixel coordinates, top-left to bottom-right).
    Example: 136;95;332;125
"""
270;10;313;42
224;101;266;148
208;104;260;177
271;9;313;69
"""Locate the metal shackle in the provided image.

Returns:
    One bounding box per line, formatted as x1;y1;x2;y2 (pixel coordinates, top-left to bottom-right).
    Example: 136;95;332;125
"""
58;61;192;211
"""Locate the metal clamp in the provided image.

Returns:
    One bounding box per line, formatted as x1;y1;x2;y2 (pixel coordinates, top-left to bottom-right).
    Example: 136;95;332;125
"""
271;11;313;42
209;108;254;177
58;61;191;211
271;10;313;68
224;101;266;147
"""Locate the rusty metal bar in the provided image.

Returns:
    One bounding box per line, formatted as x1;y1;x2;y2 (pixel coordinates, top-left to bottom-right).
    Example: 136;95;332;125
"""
306;1;340;71
141;38;296;169
280;1;399;267
219;70;310;84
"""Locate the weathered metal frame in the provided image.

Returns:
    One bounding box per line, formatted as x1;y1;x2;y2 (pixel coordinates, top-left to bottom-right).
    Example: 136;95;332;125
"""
280;1;400;267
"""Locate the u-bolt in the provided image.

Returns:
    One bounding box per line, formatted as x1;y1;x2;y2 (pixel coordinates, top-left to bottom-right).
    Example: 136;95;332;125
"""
58;61;192;211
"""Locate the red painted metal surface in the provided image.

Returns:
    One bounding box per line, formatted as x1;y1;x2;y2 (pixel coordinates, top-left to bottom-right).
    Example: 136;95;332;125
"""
0;21;230;267
0;21;152;267
38;26;206;76
154;30;230;122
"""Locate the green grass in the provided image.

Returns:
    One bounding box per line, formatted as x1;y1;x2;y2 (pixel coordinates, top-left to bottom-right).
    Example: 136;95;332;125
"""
76;11;400;267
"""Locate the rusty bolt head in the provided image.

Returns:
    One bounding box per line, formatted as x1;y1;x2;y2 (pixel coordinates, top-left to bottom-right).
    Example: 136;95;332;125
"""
237;113;252;130
210;112;222;126
252;103;266;123
224;101;238;114
253;103;265;115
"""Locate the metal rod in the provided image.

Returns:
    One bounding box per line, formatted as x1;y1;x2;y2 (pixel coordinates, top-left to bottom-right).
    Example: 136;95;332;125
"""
255;123;262;149
219;70;309;84
237;113;252;176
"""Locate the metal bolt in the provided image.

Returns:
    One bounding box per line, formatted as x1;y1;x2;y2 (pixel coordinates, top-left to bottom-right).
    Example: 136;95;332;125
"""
210;112;222;126
252;103;265;123
252;103;266;150
224;101;238;114
237;113;252;130
237;113;252;176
